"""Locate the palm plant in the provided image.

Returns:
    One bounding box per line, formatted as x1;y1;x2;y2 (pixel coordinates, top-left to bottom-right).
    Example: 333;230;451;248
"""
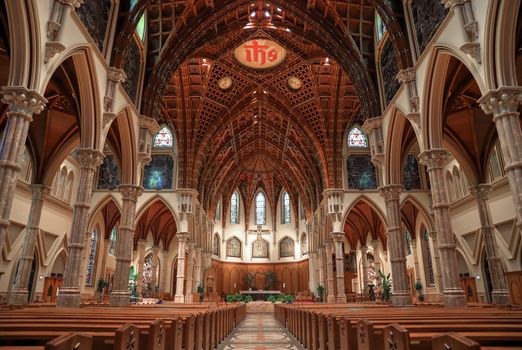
376;271;392;302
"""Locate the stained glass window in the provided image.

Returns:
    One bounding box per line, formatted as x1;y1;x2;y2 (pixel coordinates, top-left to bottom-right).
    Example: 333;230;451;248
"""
422;230;435;286
109;227;117;256
376;13;387;41
347;127;368;148
97;154;120;190
153;126;174;148
136;13;146;42
213;233;220;257
85;229;98;287
143;155;174;190
256;192;266;225
282;192;291;224
403;154;421;190
130;0;137;10
216;200;221;220
346;155;377;189
230;192;239;224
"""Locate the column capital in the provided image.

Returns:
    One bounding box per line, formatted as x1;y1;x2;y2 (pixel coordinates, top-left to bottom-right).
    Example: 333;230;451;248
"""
410;239;417;249
177;232;189;242
107;67;127;83
330;231;345;242
479;87;522;116
30;184;51;199
378;184;402;201
1;86;47;115
468;184;492;200
441;0;465;8
58;0;84;7
418;149;450;170
396;67;416;83
362;116;383;134
139;115;160;135
428;231;438;240
76;149;104;169
119;185;143;201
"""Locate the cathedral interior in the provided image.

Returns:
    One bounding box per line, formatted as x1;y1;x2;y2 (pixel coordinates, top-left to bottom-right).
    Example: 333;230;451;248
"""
1;0;522;349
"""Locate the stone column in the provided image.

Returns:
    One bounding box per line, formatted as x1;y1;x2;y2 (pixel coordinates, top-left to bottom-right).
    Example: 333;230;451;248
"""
98;238;111;283
151;245;160;297
379;185;413;306
429;231;444;295
136;239;146;296
193;246;202;294
7;185;50;305
318;246;326;289
309;251;319;295
174;232;188;303
352;250;360;293
469;184;510;304
331;233;347;302
410;240;421;283
185;241;195;301
479;89;522;226
56;149;103;307
109;185;142;306
419;150;466;307
0;87;46;254
372;239;382;274
325;241;336;303
360;245;369;294
160;249;168;295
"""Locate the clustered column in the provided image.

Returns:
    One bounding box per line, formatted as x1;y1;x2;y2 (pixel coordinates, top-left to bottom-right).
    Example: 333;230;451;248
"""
372;239;382;274
136;239;146;296
185;241;195;301
420;150;466;307
317;245;326;296
175;231;188;303
57;149;103;307
7;185;50;305
193;246;202;294
379;185;412;306
469;184;510;304
150;245;160;297
331;233;347;302
109;185;142;307
325;241;336;303
410;240;421;284
429;231;444;295
479;89;522;227
360;245;370;294
0;87;46;254
98;238;111;290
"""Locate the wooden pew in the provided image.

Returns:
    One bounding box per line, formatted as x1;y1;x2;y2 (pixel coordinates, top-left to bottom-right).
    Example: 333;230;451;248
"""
432;333;480;350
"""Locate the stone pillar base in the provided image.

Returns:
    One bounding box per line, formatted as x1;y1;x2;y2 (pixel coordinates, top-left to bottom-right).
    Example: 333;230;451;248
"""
336;295;347;303
442;288;467;307
174;294;185;303
391;293;413;307
6;291;29;306
491;290;511;305
110;291;131;307
327;295;336;303
56;288;81;308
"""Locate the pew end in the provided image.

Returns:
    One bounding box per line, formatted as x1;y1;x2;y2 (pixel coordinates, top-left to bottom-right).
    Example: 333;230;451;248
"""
44;332;92;350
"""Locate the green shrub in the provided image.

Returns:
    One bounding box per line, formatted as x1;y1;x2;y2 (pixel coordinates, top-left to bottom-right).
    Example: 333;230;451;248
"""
226;294;235;302
243;295;253;303
267;295;277;303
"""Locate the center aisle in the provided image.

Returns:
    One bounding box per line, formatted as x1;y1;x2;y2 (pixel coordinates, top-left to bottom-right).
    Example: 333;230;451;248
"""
218;313;305;350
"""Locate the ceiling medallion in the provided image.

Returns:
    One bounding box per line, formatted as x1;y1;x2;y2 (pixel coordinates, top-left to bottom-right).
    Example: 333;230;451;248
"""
217;76;234;91
234;39;287;69
287;76;303;91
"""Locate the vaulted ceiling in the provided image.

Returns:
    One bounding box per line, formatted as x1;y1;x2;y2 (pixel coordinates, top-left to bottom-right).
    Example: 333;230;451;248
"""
112;0;412;219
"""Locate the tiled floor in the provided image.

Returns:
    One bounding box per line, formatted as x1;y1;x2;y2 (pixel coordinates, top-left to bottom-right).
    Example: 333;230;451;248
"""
218;313;304;350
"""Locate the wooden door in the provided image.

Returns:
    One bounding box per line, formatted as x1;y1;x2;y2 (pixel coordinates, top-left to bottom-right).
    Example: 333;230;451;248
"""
460;277;478;303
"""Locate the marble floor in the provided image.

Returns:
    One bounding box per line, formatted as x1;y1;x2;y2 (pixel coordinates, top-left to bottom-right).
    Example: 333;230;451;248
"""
218;313;304;350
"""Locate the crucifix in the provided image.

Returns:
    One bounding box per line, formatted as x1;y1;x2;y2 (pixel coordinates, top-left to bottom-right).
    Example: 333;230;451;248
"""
245;225;271;245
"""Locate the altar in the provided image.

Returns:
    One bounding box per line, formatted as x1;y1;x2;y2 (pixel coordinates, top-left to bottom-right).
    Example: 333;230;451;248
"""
239;290;281;301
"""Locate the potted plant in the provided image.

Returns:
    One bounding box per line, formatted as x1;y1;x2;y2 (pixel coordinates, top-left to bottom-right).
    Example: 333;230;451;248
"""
376;271;392;303
226;294;235;303
267;295;277;303
316;285;325;303
197;284;204;303
415;281;424;302
243;295;253;303
96;279;109;301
